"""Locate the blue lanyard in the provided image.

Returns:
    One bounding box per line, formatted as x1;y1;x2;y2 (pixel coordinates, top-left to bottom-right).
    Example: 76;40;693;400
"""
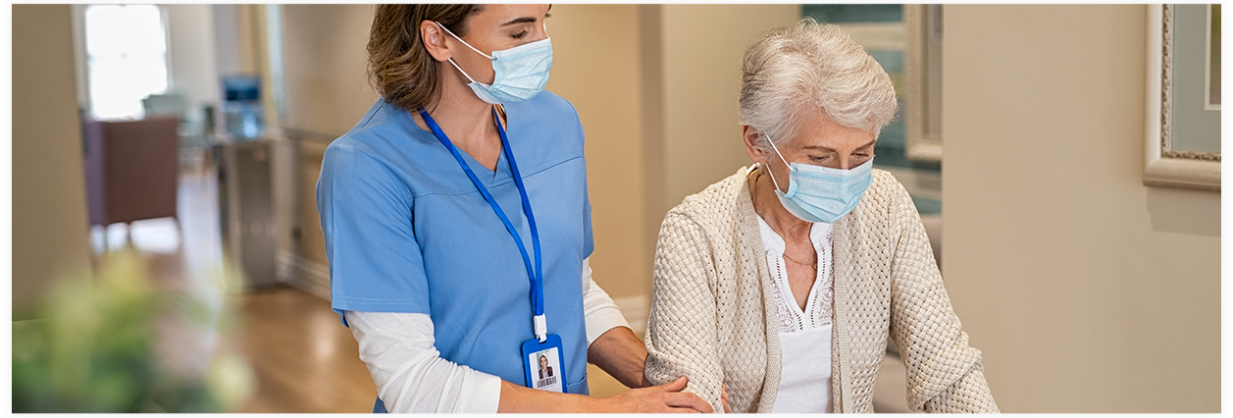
417;107;548;342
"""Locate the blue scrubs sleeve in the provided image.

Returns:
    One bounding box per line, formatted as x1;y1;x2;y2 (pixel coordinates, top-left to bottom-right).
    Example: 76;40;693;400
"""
317;144;430;324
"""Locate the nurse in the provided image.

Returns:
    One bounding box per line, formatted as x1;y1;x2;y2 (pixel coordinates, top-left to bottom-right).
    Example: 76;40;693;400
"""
315;4;712;413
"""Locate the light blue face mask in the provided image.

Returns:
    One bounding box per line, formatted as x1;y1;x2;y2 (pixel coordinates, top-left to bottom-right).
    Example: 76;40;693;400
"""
763;135;874;224
437;22;553;104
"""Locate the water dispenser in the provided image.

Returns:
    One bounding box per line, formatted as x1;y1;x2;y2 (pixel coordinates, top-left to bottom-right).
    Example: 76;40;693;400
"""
221;75;265;140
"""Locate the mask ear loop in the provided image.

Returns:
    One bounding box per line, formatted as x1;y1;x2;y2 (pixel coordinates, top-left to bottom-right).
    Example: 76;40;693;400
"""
762;134;791;192
445;58;478;84
435;21;494;59
434;21;492;84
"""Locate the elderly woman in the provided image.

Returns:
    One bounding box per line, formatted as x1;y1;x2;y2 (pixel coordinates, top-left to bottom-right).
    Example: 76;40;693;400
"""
643;20;998;413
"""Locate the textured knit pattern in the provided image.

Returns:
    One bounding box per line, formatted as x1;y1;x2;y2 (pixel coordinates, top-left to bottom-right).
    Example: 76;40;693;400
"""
644;166;998;413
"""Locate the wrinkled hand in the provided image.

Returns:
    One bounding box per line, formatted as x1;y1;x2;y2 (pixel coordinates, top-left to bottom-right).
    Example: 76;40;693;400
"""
721;384;730;413
601;376;714;413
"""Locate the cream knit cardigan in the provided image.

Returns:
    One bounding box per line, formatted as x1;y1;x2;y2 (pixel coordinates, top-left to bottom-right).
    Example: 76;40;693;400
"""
644;166;998;413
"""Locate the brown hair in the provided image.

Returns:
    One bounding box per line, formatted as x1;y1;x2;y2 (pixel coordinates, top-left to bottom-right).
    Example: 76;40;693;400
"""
367;4;483;111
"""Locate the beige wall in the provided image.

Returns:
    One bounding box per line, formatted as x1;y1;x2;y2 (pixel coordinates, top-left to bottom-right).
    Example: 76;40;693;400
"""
12;5;93;316
281;4;377;137
546;5;649;301
942;5;1219;412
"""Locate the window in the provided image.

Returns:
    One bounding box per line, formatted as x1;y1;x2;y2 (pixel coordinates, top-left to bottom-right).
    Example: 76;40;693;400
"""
84;5;170;120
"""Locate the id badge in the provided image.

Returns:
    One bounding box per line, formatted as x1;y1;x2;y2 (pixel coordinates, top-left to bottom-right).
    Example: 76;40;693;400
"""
521;334;568;393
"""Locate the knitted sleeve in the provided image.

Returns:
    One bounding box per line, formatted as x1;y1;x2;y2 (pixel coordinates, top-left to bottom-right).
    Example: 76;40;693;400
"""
883;180;999;413
921;364;996;412
644;211;727;413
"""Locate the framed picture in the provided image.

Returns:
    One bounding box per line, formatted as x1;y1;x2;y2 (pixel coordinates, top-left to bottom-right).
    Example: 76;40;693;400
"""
904;4;943;163
1144;4;1220;191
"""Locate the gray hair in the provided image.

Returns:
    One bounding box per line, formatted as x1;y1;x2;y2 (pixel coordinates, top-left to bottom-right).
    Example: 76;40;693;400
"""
739;18;898;152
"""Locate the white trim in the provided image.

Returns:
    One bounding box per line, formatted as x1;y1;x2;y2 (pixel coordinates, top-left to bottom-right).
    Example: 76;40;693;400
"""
277;250;332;301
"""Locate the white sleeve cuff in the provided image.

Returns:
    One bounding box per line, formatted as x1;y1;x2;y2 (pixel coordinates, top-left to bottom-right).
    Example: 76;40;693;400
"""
456;368;502;413
344;310;502;413
580;257;631;345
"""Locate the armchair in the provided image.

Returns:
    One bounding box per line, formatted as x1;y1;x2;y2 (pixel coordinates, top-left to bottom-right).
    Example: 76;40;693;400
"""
83;115;181;229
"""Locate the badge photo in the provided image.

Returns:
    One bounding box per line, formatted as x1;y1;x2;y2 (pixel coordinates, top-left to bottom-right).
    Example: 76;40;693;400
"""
522;335;567;393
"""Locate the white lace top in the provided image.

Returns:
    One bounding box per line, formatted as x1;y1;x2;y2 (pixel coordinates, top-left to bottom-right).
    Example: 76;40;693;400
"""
756;216;835;334
756;215;834;413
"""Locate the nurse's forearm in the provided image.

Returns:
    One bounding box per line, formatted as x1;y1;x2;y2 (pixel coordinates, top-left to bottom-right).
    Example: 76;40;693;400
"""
496;376;713;413
587;326;651;388
496;380;598;412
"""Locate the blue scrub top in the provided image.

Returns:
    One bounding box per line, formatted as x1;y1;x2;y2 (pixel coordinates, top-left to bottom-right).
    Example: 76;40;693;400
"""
316;92;594;407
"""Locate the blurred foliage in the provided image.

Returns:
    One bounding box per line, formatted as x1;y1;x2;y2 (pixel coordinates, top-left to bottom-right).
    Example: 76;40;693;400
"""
12;249;255;412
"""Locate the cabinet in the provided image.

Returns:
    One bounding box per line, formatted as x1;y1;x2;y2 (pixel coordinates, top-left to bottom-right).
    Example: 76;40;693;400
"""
214;140;278;288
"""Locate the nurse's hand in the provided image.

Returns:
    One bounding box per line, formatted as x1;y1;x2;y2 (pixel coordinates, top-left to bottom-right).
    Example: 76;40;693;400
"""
600;376;714;413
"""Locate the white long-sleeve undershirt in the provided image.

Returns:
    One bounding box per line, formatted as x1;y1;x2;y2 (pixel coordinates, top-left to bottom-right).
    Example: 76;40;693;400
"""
345;257;630;413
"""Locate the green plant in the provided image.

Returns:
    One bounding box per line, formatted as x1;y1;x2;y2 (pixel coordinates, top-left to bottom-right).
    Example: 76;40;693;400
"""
13;250;255;412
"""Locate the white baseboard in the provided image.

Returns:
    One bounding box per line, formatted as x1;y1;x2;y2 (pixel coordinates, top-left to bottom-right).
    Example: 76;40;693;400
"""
277;251;331;301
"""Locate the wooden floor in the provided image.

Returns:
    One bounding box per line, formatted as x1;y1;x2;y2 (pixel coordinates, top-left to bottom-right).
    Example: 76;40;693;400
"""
231;287;377;413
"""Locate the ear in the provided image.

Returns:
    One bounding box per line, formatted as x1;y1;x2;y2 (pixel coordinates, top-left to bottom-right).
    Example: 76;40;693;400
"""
742;125;767;163
420;20;452;62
